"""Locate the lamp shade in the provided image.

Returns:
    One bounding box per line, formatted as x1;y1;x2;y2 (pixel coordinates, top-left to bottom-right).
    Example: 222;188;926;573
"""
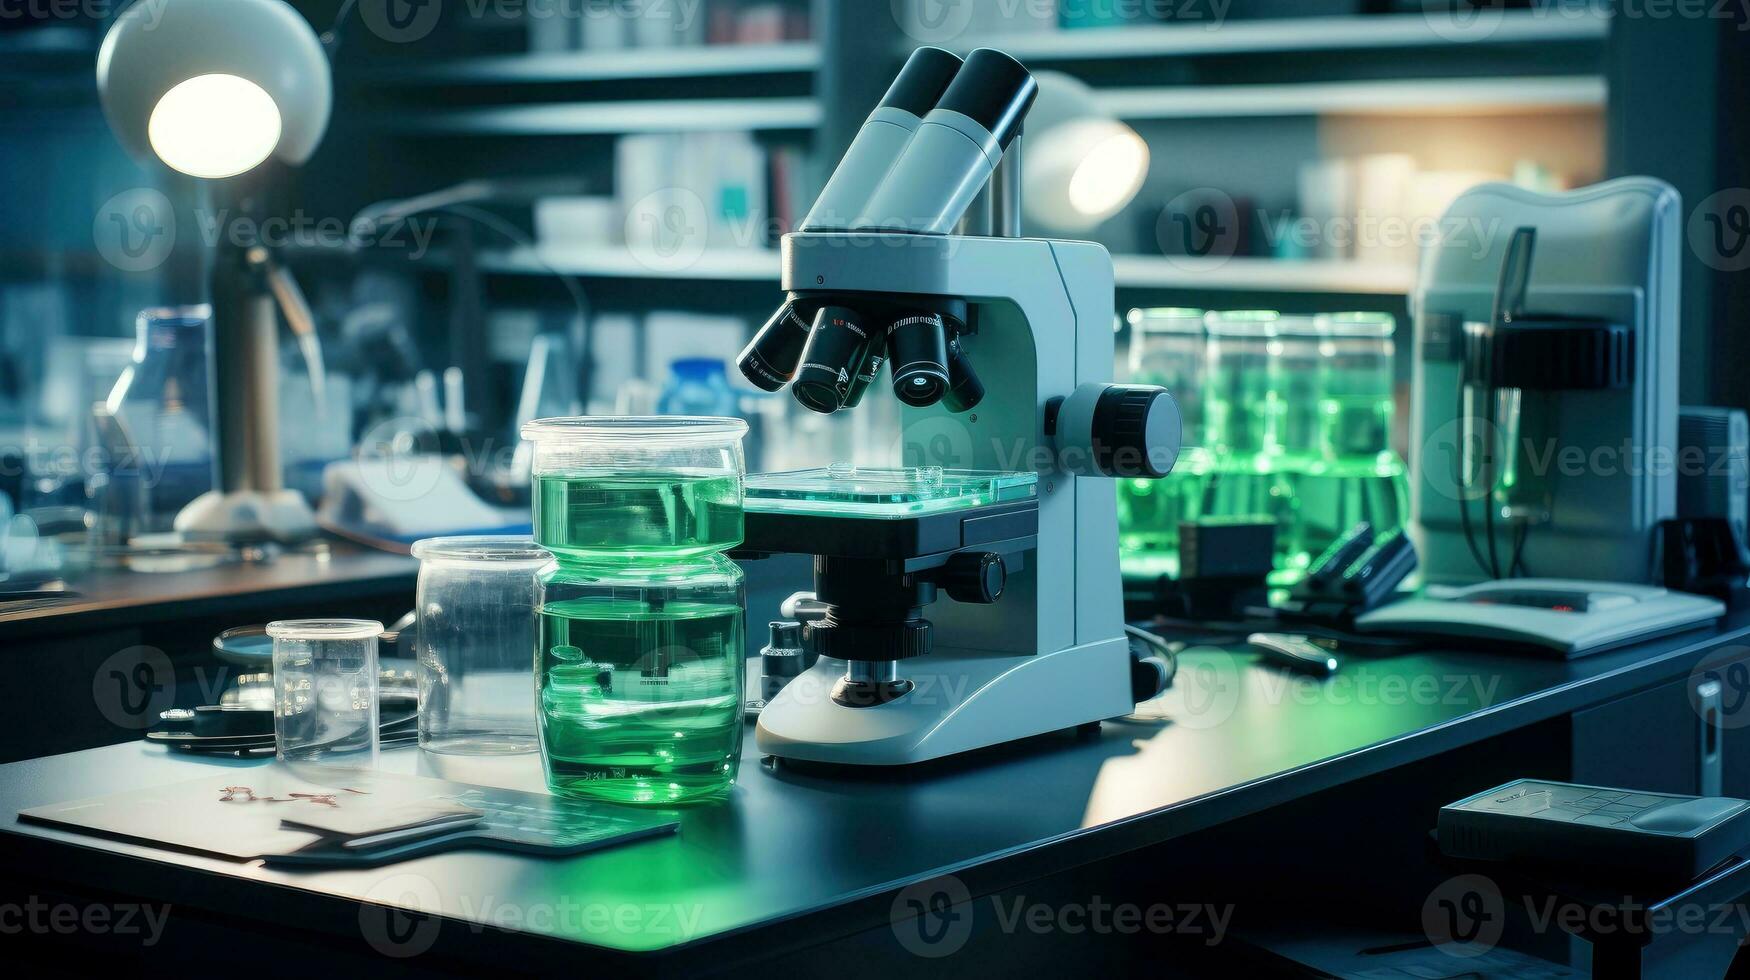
1022;72;1150;233
97;0;332;179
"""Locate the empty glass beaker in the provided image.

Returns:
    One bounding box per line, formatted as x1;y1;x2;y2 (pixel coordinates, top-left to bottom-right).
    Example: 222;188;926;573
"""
267;619;382;767
411;536;549;756
522;417;749;806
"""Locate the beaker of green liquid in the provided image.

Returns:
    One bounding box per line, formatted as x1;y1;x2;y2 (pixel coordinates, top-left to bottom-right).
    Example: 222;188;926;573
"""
1118;308;1208;582
522;417;748;806
1200;311;1303;578
1302;312;1408;554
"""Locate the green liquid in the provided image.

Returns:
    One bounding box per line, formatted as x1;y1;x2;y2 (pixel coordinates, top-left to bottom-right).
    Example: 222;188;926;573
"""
534;472;743;558
538;596;744;806
1118;449;1209;582
1297;393;1410;557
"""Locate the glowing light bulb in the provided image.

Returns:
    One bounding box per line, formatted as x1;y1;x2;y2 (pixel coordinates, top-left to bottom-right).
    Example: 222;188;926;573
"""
1067;130;1149;219
147;73;282;179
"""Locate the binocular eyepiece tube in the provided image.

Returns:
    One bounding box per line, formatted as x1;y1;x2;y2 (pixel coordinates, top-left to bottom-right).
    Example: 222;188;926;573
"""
736;46;1026;417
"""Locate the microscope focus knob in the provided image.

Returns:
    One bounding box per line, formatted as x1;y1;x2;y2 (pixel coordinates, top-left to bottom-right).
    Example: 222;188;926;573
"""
1047;383;1181;479
938;552;1006;604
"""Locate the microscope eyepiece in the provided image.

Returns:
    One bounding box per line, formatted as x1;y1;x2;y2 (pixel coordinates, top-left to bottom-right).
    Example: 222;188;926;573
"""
887;313;951;407
738;299;815;392
935;48;1037;153
799;47;964;233
942;334;985;414
878;46;965;119
792;305;874;415
855;48;1039;235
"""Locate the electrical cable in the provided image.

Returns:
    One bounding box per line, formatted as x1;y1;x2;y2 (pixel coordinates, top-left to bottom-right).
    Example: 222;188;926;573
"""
1480;388;1503;579
347;196;597;412
1454;382;1496;578
321;0;361;51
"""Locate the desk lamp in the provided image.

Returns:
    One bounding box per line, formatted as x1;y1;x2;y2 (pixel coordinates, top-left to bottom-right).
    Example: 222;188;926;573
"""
1022;72;1150;233
97;0;332;543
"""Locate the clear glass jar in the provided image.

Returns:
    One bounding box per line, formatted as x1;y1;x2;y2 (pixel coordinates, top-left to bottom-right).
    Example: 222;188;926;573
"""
523;416;747;560
1301;312;1408;555
1118;308;1208;582
411;536;549;756
1200;311;1304;580
266;619;382;768
521;417;749;806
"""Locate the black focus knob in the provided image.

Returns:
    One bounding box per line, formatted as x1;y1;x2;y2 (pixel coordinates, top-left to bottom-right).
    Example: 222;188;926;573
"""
938;552;1006;604
1092;385;1181;479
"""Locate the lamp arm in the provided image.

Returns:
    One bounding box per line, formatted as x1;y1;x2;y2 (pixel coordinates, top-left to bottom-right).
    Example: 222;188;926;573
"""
255;247;327;417
345;185;596;410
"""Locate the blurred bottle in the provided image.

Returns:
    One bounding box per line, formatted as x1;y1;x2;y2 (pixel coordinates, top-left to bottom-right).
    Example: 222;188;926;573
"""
658;358;739;418
1200;311;1303;581
1117;308;1208;583
106;306;215;530
1299;312;1408;556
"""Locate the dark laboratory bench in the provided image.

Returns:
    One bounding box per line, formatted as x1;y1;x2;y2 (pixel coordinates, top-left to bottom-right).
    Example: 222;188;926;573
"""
4;617;1750;977
0;547;420;763
0;549;811;764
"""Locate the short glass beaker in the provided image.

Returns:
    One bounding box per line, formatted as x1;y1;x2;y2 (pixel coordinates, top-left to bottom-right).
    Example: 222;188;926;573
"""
411;536;549;756
522;416;747;560
267;619;383;767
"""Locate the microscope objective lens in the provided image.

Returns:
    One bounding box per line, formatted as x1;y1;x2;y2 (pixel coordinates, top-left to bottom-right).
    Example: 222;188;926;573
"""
887;313;951;407
792;305;873;415
738;300;815;392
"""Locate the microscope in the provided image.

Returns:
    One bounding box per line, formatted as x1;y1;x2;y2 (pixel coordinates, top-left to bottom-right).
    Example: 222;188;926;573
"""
734;48;1181;766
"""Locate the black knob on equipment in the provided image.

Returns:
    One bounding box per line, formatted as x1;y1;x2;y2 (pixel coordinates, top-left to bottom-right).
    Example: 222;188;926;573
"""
1092;385;1180;479
938;552;1005;604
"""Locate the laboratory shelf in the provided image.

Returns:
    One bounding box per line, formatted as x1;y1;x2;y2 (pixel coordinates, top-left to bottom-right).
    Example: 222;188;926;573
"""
927;9;1609;60
380;97;823;135
476;244;781;281
1111;255;1417;295
1097;75;1606;120
368;41;821;86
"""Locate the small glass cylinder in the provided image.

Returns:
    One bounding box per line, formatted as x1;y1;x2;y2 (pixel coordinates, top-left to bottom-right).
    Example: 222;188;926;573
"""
267;619;383;767
411;536;549;756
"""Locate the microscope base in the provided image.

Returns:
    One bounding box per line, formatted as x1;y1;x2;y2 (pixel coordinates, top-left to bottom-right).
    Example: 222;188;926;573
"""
754;638;1133;766
174;489;318;544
